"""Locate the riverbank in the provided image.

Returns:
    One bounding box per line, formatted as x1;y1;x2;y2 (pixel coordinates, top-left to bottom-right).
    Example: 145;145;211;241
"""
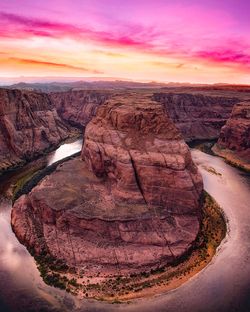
0;129;81;179
212;144;250;172
0;135;82;201
12;151;81;202
32;191;226;302
188;140;250;173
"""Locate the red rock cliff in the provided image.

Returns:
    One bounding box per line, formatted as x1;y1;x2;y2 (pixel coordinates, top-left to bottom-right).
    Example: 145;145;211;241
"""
153;93;238;141
0;88;71;174
50;90;110;128
83;93;203;212
213;101;250;170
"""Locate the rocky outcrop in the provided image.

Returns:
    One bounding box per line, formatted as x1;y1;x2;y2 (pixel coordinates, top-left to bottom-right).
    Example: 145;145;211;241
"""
0;88;72;174
213;102;250;171
153;93;239;141
83;93;203;210
50;90;110;128
12;93;203;277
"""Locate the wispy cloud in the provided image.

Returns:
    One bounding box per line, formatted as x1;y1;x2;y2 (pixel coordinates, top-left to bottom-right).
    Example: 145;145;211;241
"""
196;49;250;67
1;2;250;83
1;10;250;71
6;57;103;73
0;12;153;50
150;61;185;69
92;49;126;58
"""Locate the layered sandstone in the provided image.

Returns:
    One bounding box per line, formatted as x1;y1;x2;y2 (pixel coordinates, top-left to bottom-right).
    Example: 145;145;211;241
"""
213;102;250;171
83;93;203;210
0;88;72;174
12;93;203;277
153;93;238;141
50;90;110;128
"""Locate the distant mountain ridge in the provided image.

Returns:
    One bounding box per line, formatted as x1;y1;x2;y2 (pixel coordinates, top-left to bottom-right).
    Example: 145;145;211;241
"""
5;80;170;92
3;80;250;93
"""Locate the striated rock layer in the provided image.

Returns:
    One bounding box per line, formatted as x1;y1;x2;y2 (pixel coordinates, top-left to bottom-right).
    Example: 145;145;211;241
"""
213;102;250;170
50;90;110;129
0;88;72;174
153;93;238;141
12;93;203;276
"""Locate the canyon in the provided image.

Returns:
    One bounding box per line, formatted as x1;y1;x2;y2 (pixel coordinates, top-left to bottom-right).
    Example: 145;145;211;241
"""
0;85;248;305
1;86;249;178
11;93;203;277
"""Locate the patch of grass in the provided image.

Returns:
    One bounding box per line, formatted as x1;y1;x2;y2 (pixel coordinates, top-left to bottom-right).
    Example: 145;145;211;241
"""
111;299;123;304
43;273;67;290
12;170;40;199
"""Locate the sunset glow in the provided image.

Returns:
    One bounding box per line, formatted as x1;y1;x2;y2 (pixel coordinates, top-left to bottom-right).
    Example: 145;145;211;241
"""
0;0;250;83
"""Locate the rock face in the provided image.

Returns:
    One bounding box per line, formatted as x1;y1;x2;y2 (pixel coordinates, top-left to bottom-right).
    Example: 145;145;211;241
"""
0;88;72;174
50;90;110;128
213;102;250;170
83;93;203;211
153;93;238;141
12;93;203;277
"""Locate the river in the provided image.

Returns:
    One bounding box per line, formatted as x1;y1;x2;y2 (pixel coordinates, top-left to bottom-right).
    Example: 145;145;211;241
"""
0;141;249;312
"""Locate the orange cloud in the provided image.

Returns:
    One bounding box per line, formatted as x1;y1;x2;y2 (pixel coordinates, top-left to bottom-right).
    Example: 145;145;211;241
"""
6;57;103;74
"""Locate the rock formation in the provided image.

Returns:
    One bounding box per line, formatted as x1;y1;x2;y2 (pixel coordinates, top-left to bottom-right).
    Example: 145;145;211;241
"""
1;88;242;177
153;93;238;141
213;101;250;171
0;88;72;174
50;90;110;129
12;93;203;277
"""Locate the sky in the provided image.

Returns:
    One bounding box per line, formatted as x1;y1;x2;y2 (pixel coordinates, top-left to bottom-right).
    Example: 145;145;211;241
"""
0;0;250;84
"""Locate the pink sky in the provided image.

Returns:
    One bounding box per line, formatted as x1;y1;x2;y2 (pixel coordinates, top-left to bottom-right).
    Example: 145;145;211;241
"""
0;0;249;83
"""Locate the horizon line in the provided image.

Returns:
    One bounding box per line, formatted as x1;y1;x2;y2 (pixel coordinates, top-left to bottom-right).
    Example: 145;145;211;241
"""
0;76;249;86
